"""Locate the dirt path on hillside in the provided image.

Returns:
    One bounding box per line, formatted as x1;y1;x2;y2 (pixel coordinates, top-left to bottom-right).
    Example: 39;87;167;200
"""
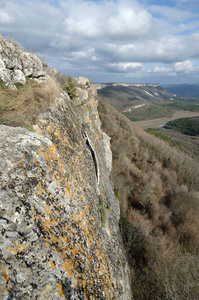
134;110;199;129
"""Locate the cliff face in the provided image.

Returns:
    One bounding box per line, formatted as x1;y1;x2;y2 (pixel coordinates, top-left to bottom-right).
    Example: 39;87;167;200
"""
0;59;131;299
96;83;160;89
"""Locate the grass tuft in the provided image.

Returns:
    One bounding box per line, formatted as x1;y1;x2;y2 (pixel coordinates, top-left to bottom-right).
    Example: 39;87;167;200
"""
0;77;61;128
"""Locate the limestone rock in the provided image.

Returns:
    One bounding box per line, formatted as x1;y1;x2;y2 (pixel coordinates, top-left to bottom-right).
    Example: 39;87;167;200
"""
0;58;11;83
0;39;22;70
0;36;47;88
77;76;89;85
0;37;132;299
47;68;58;76
5;82;18;91
20;52;46;79
12;69;26;85
102;132;112;173
75;87;89;104
0;85;132;299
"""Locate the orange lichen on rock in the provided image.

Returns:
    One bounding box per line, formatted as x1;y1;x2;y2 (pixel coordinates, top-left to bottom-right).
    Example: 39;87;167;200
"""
61;259;74;280
0;66;131;299
64;182;72;198
32;206;38;221
0;266;13;297
9;243;26;254
50;261;55;270
33;190;116;298
37;182;45;195
42;143;66;178
34;126;43;136
57;283;65;298
3;273;9;283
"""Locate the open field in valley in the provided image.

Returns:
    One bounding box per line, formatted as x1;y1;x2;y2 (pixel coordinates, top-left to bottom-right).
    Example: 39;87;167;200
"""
134;110;199;129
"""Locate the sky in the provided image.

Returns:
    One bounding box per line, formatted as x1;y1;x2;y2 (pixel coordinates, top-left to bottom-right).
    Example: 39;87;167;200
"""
0;0;199;84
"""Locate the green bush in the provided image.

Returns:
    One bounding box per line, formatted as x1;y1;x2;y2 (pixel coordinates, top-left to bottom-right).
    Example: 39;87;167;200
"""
115;193;120;200
63;76;77;99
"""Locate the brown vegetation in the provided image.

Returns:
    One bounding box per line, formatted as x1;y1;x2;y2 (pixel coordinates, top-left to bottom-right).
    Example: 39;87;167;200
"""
0;77;61;129
98;99;199;300
133;110;199;129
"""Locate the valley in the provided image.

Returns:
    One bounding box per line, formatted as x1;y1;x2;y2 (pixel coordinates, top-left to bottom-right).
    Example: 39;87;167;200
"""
133;110;199;129
97;84;199;124
98;82;199;163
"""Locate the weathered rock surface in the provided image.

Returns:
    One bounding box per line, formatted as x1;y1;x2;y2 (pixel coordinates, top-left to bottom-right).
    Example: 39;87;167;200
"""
0;82;132;299
0;57;11;83
20;52;46;80
102;132;112;173
12;69;26;85
77;76;90;86
0;36;47;87
0;38;22;71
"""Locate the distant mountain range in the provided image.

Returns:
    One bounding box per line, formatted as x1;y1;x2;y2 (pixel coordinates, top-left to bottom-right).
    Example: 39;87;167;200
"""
96;83;160;89
162;84;199;98
97;84;174;110
97;83;199;122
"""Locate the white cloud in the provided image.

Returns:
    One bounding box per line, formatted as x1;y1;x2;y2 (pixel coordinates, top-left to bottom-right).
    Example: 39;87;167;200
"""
106;3;153;38
174;60;199;74
0;11;14;24
153;66;171;73
108;62;143;73
71;48;99;62
0;0;199;83
61;0;154;40
103;32;199;63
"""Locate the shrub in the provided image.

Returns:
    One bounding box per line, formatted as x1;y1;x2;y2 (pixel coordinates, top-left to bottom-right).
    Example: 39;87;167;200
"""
98;99;199;299
63;76;77;99
115;193;120;200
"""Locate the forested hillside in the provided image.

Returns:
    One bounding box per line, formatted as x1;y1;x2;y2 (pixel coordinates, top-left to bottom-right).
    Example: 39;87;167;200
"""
164;117;199;136
98;99;199;300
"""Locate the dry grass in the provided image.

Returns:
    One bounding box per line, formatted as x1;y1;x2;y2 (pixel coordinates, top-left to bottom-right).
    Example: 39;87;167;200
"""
134;110;199;129
0;77;61;129
1;36;62;129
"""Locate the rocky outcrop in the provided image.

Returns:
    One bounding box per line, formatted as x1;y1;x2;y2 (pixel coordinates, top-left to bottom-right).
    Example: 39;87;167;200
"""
76;76;90;86
0;35;47;89
12;69;26;85
20;52;46;81
0;78;132;299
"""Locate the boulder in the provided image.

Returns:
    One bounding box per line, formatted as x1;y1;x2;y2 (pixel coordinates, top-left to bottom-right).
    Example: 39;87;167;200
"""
12;69;26;85
0;39;22;70
0;58;11;83
5;83;18;91
20;52;46;78
77;76;89;85
0;37;47;88
47;68;58;76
